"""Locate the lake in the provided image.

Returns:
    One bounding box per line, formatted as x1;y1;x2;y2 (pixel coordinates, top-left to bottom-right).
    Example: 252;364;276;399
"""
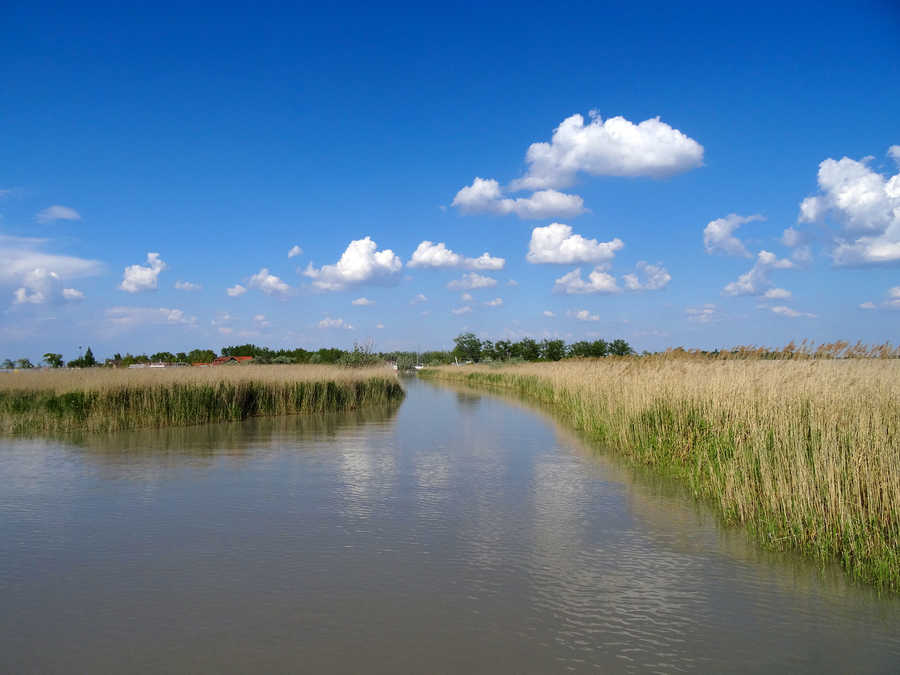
2;376;899;673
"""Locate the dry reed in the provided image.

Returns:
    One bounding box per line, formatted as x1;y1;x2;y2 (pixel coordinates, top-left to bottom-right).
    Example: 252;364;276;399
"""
423;356;900;590
0;365;404;434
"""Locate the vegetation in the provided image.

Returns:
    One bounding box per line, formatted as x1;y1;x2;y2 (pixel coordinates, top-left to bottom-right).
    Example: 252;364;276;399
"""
451;332;633;363
422;348;900;591
0;365;404;434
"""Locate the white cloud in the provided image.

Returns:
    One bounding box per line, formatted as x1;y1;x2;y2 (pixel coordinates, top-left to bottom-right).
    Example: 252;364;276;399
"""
543;310;555;317
61;287;84;301
10;267;86;306
0;235;102;299
506;279;519;286
460;292;473;301
484;297;503;307
622;261;671;291
888;286;900;309
105;306;197;329
410;293;427;304
527;223;623;264
447;272;497;291
288;245;303;258
451;177;586;219
408;241;461;268
175;280;202;291
248;268;291;296
553;267;621;295
768;305;817;319
703;214;762;257
570;309;601;322
509;111;704;191
723;250;794;296
889;146;900;165
318;317;354;329
860;301;877;310
352;297;374;306
253;314;271;328
35;205;81;223
686;303;721;324
226;284;247;297
451;306;472;315
119;252;166;293
798;151;900;266
781;226;806;248
304;236;403;291
408;241;505;270
376;323;385;329
763;287;792;299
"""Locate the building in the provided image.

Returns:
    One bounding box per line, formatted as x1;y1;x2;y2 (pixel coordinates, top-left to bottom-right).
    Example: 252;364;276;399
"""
211;355;254;366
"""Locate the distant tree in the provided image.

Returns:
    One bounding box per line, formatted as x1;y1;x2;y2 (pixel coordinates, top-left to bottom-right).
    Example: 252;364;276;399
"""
609;339;633;356
1;359;14;369
541;339;566;361
452;332;482;362
83;347;96;367
187;348;217;363
493;340;512;361
518;337;540;361
15;358;35;369
175;352;188;363
43;353;64;368
150;351;177;363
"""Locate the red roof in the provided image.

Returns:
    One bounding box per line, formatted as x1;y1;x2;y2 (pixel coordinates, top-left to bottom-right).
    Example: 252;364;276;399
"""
211;355;254;365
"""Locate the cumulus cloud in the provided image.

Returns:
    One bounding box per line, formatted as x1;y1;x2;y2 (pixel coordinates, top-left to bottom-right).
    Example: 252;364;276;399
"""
553;267;621;295
527;223;623;264
570;309;601;322
11;268;85;305
460;293;473;301
0;235;102;299
408;241;506;270
767;305;817;319
686;304;721;324
410;293;427;304
352;297;374;306
304;236;402;291
288;245;303;258
510;111;704;191
484;297;503;307
703;214;762;257
763;287;791;299
451;306;472;315
35;205;81;223
447;272;497;291
723;250;794;296
860;301;877;310
798;150;900;266
226;284;246;297
105;306;197;329
864;286;900;310
543;310;555;317
451;177;586;219
622;261;671;291
119;252;166;293
175;280;201;291
248;268;291;296
318;317;353;329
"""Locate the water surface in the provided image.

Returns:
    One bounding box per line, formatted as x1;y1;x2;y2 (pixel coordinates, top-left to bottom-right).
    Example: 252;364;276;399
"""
2;377;899;673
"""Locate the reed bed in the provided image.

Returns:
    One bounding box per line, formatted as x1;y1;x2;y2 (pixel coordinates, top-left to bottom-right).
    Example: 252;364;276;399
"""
0;365;404;434
422;357;900;590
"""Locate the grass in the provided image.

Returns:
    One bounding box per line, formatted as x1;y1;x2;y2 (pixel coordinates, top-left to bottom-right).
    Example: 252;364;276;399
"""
421;355;900;591
0;365;404;434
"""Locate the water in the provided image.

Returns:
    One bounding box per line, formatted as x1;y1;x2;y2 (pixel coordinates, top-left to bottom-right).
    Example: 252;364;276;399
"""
2;377;899;673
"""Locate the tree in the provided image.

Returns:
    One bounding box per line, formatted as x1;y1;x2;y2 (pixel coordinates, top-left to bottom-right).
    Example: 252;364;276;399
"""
1;359;13;369
609;339;633;356
83;347;96;367
43;353;64;368
517;337;540;361
15;358;35;369
452;332;482;362
541;339;565;361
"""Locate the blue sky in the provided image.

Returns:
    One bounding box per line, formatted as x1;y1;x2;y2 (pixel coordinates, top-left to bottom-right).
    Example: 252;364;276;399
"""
2;1;899;360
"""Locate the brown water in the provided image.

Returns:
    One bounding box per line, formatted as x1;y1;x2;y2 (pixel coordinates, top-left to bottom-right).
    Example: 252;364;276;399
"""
2;376;899;673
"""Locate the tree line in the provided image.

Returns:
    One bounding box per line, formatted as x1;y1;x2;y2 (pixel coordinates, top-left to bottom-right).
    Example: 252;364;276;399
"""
450;332;633;363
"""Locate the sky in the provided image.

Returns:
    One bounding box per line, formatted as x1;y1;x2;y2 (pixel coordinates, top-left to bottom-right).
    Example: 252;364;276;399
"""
2;1;899;360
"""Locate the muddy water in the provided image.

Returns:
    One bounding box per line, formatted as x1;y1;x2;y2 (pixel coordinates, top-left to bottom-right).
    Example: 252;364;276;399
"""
1;377;899;673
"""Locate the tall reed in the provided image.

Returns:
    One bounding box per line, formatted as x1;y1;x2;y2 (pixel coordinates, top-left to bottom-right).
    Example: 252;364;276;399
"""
422;357;900;591
0;365;404;434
